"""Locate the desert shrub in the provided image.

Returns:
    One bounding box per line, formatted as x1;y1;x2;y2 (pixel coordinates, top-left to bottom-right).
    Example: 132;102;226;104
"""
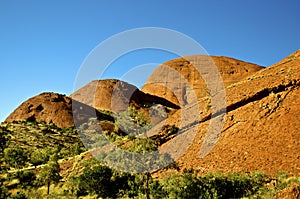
226;172;254;197
66;175;87;197
149;179;166;199
77;165;113;198
126;138;158;153
161;172;200;199
116;106;151;136
197;172;268;199
30;149;49;167
128;106;150;127
102;146;173;173
99;109;114;121
0;126;10;153
112;171;138;198
90;133;110;148
157;171;269;199
7;191;27;199
273;171;290;192
4;146;27;169
0;181;10;199
59;143;85;158
70;165;146;198
13;170;36;188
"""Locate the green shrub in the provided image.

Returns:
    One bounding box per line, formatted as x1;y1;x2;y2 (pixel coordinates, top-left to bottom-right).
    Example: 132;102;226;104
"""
0;126;10;153
116;106;151;136
77;165;113;198
161;172;201;199
276;171;289;190
0;181;10;199
14;170;36;188
30;149;49;167
126;138;157;153
59;143;85;158
8;191;27;199
4;146;27;169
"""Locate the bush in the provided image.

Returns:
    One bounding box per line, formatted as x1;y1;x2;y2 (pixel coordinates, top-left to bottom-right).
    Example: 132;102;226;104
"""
8;191;27;199
161;173;200;199
30;149;49;167
59;143;85;158
0;126;10;153
116;106;151;136
126;138;157;153
78;165;113;198
0;181;10;199
4;146;27;169
157;171;268;199
14;170;36;188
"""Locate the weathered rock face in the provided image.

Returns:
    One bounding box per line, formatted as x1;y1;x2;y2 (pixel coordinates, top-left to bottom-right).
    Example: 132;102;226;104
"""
160;50;300;176
5;92;106;128
142;55;264;106
70;79;179;112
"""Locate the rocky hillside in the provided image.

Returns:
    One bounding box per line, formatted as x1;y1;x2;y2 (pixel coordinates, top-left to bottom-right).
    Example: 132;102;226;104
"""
4;52;300;177
2;52;300;199
159;50;300;176
5;92;111;128
142;56;263;106
70;79;180;112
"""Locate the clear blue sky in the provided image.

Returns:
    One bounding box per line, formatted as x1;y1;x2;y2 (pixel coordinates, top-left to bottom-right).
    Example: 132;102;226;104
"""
0;0;299;122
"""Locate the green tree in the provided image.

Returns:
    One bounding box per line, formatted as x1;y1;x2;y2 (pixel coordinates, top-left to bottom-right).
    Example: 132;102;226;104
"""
126;138;158;153
15;170;36;188
116;106;151;136
0;181;10;199
161;173;200;199
59;143;84;158
78;165;113;198
0;126;9;153
38;159;61;195
4;147;27;169
30;149;49;167
7;191;27;199
149;179;166;199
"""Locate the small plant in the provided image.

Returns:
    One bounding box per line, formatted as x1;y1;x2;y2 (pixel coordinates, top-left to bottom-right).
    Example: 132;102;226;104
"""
276;171;289;190
205;98;212;111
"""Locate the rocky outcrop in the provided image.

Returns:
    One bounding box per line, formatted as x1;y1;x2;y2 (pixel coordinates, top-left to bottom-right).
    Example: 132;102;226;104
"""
5;92;111;128
70;79;179;112
142;55;263;106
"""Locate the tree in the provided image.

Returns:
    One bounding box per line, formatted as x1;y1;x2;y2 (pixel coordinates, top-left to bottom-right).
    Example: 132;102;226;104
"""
38;159;61;195
30;149;49;167
0;127;9;153
161;173;200;199
78;165;113;198
4;147;27;169
0;181;10;199
7;191;27;199
15;170;36;188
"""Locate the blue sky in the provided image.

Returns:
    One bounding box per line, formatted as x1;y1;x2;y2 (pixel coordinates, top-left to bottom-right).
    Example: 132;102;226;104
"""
0;0;299;122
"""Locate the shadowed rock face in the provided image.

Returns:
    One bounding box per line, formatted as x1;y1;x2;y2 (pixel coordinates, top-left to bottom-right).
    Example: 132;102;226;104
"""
142;55;264;106
70;79;179;112
5;92;111;128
